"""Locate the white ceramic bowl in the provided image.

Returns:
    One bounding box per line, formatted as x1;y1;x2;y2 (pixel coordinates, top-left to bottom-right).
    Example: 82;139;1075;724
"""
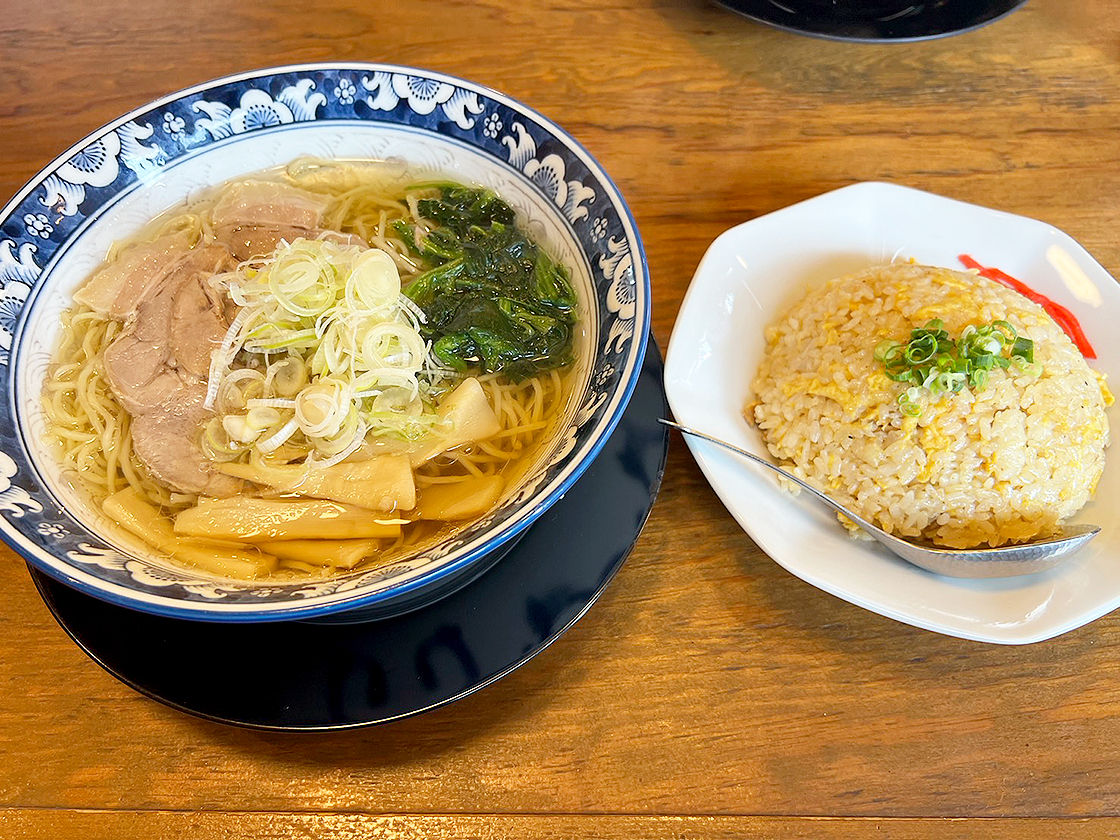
665;181;1119;644
0;64;649;621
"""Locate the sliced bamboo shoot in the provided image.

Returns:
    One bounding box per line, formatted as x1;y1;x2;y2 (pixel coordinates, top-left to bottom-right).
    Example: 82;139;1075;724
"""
253;538;379;569
218;454;415;511
415;475;505;520
166;542;279;579
174;497;403;541
102;487;278;579
411;377;501;466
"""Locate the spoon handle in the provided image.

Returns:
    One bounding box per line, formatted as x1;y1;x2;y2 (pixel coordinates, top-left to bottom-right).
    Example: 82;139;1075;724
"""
659;418;1100;577
658;418;879;531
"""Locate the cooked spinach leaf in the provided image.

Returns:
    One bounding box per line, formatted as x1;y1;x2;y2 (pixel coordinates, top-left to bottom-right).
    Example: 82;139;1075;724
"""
398;184;577;379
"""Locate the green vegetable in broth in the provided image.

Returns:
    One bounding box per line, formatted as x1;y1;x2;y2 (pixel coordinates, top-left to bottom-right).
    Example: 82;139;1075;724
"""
396;184;577;379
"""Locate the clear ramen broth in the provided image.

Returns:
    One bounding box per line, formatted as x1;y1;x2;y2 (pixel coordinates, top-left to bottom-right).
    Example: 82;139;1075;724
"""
42;159;585;580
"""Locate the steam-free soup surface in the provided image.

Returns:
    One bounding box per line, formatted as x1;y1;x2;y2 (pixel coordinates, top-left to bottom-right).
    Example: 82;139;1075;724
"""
44;159;583;580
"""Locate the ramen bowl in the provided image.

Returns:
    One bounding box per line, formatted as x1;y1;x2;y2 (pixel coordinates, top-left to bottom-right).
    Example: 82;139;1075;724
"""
0;64;649;621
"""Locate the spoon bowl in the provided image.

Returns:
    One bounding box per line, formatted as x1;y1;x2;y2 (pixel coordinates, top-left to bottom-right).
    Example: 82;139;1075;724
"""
660;419;1100;578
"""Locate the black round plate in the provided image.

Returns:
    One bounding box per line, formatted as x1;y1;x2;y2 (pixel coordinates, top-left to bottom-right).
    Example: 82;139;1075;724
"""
28;340;669;730
715;0;1027;42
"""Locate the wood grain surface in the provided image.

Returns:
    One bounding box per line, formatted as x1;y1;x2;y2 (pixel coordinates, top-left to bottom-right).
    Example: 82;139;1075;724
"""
3;0;1120;837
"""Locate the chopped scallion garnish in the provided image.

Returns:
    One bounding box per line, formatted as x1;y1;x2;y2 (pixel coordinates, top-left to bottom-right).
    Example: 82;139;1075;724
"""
876;319;1040;414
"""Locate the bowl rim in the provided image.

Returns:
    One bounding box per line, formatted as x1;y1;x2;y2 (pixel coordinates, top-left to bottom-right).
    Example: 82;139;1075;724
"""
1;62;650;621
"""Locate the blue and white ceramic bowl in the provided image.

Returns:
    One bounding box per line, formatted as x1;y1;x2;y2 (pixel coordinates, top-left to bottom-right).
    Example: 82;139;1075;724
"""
0;64;649;621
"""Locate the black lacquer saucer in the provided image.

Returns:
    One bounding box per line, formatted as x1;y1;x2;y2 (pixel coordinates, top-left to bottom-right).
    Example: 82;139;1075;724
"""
28;340;669;730
715;0;1027;42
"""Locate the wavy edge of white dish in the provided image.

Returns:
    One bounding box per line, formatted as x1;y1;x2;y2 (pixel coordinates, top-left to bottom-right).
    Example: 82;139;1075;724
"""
665;181;1120;644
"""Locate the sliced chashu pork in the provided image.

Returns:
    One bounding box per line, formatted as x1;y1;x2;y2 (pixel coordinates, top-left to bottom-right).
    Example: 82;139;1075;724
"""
103;244;231;414
101;243;244;498
131;387;243;497
74;229;195;318
210;180;330;229
209;179;364;260
170;269;230;380
216;224;365;262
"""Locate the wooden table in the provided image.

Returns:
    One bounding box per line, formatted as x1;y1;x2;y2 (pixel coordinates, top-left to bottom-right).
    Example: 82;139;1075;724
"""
3;1;1120;837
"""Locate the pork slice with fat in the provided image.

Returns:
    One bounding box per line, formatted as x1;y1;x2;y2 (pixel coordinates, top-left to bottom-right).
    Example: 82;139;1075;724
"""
170;272;233;380
130;388;244;497
103;274;186;414
102;245;233;413
214;224;366;262
209;180;330;230
73;229;193;319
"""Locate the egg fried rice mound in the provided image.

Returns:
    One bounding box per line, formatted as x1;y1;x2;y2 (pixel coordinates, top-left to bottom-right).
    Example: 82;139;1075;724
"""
748;263;1111;549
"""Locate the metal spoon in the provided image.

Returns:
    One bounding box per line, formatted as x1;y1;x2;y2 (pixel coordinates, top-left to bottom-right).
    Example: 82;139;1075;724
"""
659;418;1100;578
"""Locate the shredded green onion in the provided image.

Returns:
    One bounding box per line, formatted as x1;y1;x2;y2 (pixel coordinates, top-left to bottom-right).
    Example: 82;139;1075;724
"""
206;237;456;463
876;318;1041;415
